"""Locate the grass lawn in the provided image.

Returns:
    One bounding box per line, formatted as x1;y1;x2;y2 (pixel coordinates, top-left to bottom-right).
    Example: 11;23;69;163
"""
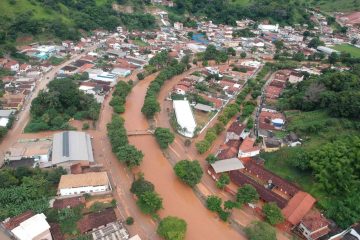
332;44;360;58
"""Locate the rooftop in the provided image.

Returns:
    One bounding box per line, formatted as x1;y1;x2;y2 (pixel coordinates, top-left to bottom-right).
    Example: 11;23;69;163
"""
211;158;244;174
173;100;197;138
53;196;86;209
58;172;109;189
282;191;316;225
52;131;94;165
77;208;117;233
11;213;50;240
239;137;260;153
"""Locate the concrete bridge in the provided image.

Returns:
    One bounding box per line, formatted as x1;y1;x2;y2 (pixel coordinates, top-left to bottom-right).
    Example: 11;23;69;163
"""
127;129;155;136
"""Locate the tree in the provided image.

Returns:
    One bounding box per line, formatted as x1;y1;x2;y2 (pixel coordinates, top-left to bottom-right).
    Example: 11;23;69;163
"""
240;52;247;59
136;191;163;215
0;170;19;188
130;174;155;197
195;140;211;154
274;40;284;50
262;202;284;225
154;127;175;149
205;154;218;164
308;37;324;49
126;217;134;225
116;145;144;168
227;47;236;56
206;195;222;212
216;173;230;189
245;221;276;240
236;184;259;205
137;72;145;80
328;52;339;64
157;216;187;240
293;52;305;62
173;160;203;187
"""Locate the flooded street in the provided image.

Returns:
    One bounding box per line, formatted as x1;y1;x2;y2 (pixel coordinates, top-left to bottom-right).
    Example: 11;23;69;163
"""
122;77;245;239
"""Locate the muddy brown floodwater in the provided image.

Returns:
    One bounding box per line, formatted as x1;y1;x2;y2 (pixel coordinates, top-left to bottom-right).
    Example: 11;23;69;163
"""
123;77;245;240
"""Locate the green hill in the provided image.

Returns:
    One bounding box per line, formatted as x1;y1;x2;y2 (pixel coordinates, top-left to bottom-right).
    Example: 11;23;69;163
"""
304;0;360;12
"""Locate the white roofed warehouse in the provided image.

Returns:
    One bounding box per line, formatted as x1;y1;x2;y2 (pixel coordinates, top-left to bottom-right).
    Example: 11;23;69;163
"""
173;100;197;138
51;131;94;168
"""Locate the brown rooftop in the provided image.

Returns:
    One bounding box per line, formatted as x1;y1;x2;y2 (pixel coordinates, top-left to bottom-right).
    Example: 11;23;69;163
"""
227;122;245;135
77;208;117;233
53;196;85;209
244;161;299;196
230;170;288;208
3;211;34;230
282;191;316;225
58;172;109;189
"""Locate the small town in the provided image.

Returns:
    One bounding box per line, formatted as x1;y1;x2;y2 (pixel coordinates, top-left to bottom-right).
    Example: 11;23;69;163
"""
0;0;359;240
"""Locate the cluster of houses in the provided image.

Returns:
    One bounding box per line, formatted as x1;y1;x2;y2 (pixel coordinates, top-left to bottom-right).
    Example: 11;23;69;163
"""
171;63;260;138
0;131;142;240
206;120;333;240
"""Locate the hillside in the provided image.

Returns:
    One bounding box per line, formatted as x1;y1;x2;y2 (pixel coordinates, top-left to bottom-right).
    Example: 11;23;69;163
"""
304;0;360;12
0;0;156;48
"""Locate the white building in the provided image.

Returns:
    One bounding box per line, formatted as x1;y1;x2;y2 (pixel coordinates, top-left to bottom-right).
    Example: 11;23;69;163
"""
11;214;52;240
238;137;260;158
258;24;279;32
174;22;183;30
58;172;111;196
173;100;197;138
317;46;339;55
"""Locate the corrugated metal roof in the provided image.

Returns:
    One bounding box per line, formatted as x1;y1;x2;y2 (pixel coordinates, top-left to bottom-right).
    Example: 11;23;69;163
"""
211;158;244;173
52;131;94;164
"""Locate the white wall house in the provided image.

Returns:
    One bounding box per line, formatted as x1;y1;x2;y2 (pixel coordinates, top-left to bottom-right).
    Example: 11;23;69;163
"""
11;213;52;240
58;172;111;196
238;137;260;158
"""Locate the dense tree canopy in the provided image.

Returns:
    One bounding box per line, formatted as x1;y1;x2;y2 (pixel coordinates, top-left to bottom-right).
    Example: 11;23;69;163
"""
26;78;100;132
245;221;277;240
116;145;144;168
136;191;163;215
236;184;259;205
174;160;203;187
157;216;187;240
278;70;360;119
154;128;175;149
130;174;155;198
262;202;284;225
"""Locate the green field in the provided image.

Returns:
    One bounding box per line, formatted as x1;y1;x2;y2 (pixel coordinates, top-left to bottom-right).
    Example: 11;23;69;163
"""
332;44;360;58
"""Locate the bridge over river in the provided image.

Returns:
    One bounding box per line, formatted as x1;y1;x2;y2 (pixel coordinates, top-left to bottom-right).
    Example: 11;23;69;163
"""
127;129;154;136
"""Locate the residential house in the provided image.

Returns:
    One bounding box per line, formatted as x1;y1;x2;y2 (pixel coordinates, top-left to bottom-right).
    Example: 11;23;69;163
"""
4;60;19;72
329;223;360;240
19;64;31;73
2;212;52;240
226;122;246;141
238;137;260;158
289;71;304;84
91;221;130;240
77;208;117;234
57;172;111;196
297;210;330;240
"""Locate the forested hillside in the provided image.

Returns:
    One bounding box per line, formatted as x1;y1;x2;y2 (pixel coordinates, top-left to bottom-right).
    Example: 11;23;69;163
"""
0;0;156;47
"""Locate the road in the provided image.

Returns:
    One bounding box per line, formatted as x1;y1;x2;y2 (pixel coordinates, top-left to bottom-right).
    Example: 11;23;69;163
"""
0;44;99;166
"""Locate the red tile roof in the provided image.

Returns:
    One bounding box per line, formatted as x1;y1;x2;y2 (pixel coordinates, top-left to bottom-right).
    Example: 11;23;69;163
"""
227;122;245;135
310;227;331;240
50;223;65;240
265;85;283;99
53;196;85;209
258;110;285;131
301;209;330;233
77;208;117;233
217;140;241;160
245;161;299;196
239;137;260;153
229;170;288;208
282;191;316;225
3;211;34;230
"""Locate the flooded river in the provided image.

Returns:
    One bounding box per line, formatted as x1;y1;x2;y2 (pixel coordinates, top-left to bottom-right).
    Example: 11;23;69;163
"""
123;77;245;240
